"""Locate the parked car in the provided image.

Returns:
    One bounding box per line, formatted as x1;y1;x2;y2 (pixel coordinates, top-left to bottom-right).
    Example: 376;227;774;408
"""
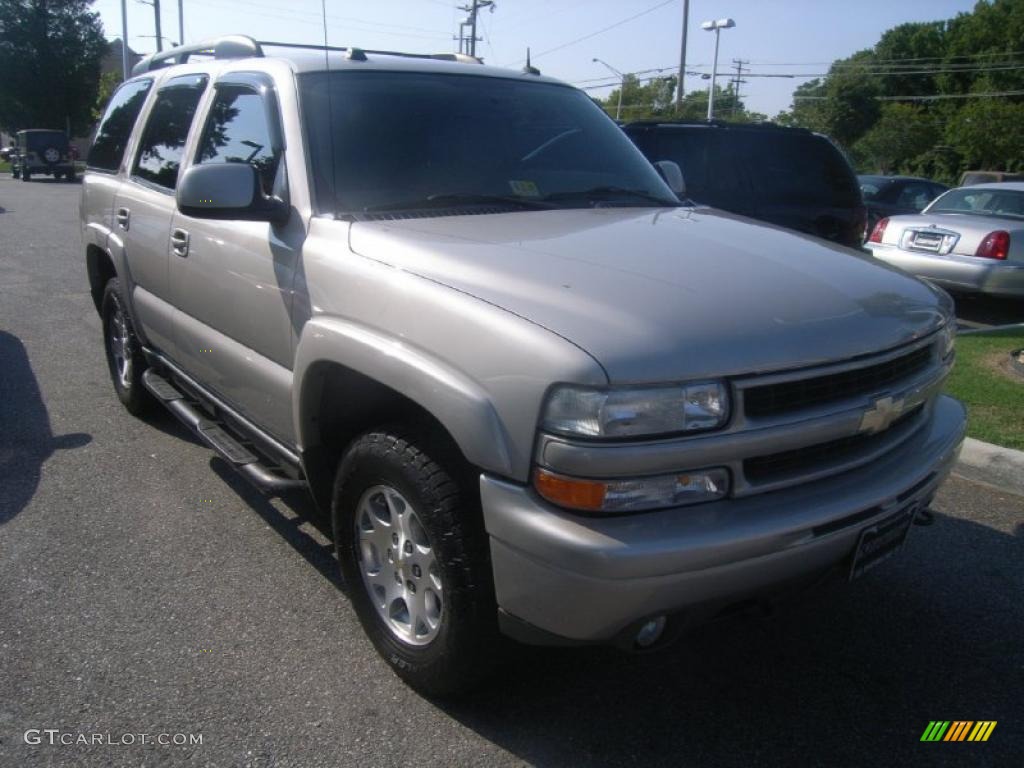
82;35;964;694
623;120;866;248
959;170;1024;186
11;129;76;181
858;175;948;231
1;144;14;162
866;182;1024;298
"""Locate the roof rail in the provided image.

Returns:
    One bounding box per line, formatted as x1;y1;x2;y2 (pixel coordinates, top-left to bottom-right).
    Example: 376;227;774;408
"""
257;40;482;64
132;35;263;76
130;36;485;77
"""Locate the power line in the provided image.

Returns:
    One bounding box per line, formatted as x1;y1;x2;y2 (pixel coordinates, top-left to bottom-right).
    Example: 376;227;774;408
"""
508;0;674;64
794;89;1024;102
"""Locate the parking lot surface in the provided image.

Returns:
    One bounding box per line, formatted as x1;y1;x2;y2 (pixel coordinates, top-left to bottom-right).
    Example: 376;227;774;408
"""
1;177;1021;767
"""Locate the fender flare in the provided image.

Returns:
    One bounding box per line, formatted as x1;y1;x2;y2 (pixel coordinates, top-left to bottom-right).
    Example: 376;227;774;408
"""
293;316;516;478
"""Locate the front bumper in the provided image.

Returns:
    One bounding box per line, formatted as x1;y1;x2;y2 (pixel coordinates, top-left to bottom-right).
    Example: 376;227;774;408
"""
481;394;966;644
867;244;1024;298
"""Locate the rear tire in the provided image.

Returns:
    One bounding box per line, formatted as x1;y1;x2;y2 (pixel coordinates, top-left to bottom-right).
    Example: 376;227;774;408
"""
332;428;502;696
11;167;19;179
101;278;151;416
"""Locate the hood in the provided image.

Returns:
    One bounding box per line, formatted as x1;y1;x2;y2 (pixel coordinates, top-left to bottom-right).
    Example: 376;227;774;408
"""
349;206;948;383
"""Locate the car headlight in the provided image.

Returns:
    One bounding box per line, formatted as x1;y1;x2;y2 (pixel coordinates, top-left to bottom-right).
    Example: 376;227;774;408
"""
541;381;730;439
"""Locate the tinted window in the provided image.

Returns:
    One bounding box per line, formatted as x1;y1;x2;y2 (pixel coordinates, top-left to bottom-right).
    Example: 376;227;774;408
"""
196;86;279;195
655;129;861;210
88;80;152;172
300;72;674;214
133;77;207;190
894;182;935;211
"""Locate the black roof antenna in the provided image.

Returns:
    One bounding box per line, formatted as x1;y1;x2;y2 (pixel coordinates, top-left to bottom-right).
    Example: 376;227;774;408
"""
523;47;540;76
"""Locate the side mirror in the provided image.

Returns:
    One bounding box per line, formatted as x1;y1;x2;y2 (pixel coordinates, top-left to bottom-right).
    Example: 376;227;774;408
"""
177;163;288;224
653;160;686;199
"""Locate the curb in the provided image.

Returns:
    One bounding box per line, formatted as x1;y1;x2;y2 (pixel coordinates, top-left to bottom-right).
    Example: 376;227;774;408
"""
953;437;1024;498
957;322;1024;336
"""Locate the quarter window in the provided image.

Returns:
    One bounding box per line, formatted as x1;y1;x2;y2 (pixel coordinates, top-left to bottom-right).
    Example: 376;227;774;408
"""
133;77;207;190
87;79;152;172
196;86;280;195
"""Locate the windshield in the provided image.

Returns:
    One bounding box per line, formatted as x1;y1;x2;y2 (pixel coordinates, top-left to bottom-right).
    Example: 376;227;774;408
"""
300;71;678;215
926;187;1024;219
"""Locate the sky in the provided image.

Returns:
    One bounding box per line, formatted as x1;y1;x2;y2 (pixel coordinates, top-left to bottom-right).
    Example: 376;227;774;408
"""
90;0;980;117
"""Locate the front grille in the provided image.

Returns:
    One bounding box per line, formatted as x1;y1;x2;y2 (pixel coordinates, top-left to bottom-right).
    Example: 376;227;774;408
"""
744;405;924;485
744;344;933;419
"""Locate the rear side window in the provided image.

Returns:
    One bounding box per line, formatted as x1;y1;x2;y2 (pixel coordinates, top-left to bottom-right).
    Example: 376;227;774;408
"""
196;86;280;195
133;76;207;190
87;80;152;172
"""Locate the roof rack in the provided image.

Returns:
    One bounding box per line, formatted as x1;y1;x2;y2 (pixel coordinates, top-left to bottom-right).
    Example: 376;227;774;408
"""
131;35;263;76
131;34;484;76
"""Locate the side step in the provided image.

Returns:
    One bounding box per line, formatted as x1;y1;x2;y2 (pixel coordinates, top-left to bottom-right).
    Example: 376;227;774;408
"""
142;369;306;495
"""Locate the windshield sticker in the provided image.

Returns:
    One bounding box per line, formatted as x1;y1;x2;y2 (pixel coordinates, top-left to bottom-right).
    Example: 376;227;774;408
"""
509;180;540;198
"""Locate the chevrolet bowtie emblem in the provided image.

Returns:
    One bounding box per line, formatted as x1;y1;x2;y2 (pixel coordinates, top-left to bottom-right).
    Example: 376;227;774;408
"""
860;395;906;434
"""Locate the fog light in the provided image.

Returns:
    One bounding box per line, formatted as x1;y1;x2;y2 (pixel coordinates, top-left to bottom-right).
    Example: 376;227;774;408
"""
636;616;667;648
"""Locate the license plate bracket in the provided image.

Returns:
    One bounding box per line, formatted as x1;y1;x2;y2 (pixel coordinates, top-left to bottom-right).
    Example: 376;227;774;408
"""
849;506;917;581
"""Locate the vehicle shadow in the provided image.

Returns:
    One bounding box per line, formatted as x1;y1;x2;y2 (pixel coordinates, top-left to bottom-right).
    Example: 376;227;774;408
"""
0;331;91;524
436;511;1022;767
952;291;1024;328
208;456;342;589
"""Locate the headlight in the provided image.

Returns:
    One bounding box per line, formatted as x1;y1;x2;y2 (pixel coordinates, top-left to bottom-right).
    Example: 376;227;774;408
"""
542;382;730;438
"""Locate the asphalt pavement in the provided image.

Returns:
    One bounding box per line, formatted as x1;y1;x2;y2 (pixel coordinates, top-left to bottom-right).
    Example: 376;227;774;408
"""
1;176;1022;767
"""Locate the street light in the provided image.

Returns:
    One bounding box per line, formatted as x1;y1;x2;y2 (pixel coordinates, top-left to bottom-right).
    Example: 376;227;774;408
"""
701;17;735;120
592;57;626;121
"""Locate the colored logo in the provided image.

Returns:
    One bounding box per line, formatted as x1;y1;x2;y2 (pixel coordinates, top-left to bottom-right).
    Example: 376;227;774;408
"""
921;721;997;742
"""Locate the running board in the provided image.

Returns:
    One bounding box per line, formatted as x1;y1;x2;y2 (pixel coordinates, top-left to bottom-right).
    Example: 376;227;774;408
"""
142;369;305;495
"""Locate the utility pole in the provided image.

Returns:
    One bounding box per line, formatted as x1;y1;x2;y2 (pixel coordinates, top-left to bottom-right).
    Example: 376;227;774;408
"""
121;0;129;80
730;59;749;117
153;0;163;51
456;0;494;58
675;0;689;112
178;0;184;48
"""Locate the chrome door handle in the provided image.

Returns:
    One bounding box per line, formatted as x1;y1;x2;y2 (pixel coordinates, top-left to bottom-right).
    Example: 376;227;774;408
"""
171;228;190;258
116;208;130;230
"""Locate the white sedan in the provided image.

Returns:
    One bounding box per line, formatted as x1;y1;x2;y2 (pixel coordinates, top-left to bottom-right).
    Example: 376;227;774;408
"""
865;182;1024;298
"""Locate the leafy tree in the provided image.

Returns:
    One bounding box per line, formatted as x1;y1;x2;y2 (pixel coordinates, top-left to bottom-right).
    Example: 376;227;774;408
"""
0;0;107;135
92;71;121;122
946;97;1024;171
852;102;939;173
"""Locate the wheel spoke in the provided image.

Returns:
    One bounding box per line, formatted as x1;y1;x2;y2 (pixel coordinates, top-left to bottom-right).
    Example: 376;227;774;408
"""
354;484;444;647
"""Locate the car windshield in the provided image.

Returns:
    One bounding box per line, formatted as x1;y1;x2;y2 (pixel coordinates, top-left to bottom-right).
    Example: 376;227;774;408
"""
926;188;1024;219
300;71;679;215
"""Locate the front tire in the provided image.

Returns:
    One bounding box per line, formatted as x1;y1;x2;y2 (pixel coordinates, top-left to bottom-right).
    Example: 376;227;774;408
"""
333;428;501;696
20;169;29;181
101;278;151;416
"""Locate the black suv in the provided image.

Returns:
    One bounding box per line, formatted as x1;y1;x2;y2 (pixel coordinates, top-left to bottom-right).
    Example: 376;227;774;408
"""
623;121;866;248
11;129;76;182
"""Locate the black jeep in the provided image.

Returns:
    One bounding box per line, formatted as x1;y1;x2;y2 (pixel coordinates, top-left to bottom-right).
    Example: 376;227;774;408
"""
11;129;76;182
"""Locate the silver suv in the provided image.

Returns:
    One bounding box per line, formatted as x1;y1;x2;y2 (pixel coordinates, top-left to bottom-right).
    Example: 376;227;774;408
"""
80;36;966;694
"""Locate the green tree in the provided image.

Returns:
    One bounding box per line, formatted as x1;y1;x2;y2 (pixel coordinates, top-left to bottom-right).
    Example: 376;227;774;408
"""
852;102;939;173
946;98;1024;171
0;0;107;135
92;70;121;121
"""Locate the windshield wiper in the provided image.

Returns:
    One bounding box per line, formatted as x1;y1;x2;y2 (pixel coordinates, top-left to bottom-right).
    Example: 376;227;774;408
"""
542;186;680;207
363;193;553;212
